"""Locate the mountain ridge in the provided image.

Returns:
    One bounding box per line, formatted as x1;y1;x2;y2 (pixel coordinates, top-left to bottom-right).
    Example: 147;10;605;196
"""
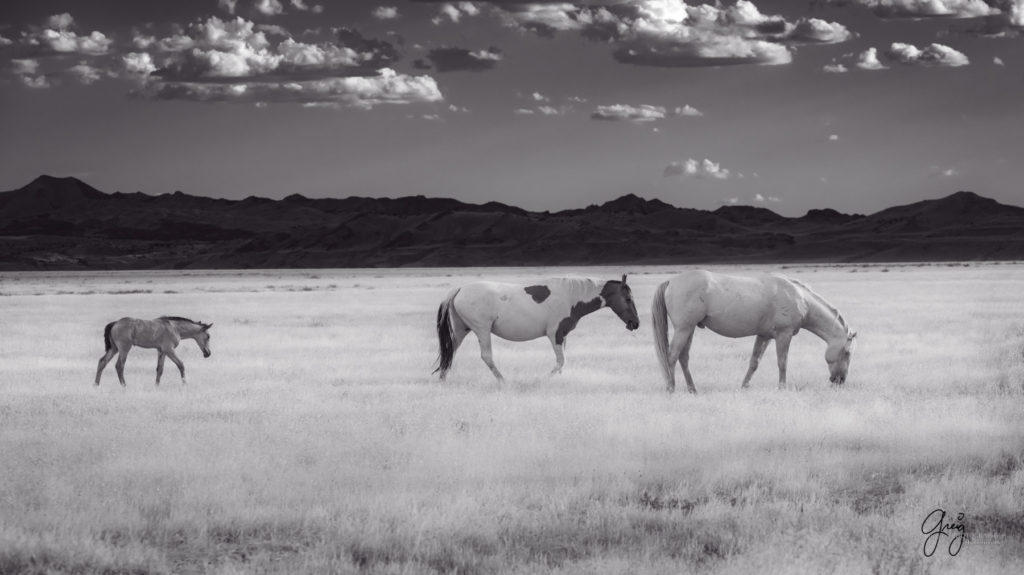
2;175;1023;270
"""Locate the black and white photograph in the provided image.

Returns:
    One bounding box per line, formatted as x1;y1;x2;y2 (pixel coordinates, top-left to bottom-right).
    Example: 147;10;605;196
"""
1;0;1023;573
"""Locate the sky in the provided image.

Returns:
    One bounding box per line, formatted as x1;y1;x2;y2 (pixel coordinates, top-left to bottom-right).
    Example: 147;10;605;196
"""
0;0;1022;216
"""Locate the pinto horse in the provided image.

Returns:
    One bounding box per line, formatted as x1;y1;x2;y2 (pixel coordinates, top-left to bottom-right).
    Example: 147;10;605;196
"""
95;316;212;387
652;270;855;393
434;275;639;382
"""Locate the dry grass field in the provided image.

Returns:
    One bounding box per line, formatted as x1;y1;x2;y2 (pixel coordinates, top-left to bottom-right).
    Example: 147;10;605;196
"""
1;264;1022;574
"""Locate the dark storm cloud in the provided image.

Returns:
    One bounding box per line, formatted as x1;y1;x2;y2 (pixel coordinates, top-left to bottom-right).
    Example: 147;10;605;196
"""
426;46;502;72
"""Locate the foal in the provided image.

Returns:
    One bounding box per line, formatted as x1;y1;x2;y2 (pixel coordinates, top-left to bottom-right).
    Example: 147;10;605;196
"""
95;316;212;387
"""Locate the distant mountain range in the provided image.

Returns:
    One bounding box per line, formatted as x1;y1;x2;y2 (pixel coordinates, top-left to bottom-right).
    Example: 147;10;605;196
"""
2;175;1023;270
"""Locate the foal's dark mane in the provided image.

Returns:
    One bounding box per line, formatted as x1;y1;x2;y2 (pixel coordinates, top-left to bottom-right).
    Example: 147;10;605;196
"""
159;316;200;325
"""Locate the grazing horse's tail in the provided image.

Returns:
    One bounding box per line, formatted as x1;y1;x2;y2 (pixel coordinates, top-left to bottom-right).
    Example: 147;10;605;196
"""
652;280;672;384
433;288;460;379
103;321;116;352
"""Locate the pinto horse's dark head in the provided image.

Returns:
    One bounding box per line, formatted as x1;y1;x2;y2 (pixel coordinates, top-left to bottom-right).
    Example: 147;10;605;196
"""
602;275;640;331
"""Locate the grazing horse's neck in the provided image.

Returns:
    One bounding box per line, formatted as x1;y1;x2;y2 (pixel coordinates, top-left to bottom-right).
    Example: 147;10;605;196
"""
801;292;849;345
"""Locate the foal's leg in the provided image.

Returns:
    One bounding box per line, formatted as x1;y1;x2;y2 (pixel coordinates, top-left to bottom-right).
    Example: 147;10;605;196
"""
95;348;116;386
166;349;187;385
547;335;565;376
156;351;166;386
114;344;132;387
475;329;505;384
775;332;793;390
667;326;696;393
741;336;771;389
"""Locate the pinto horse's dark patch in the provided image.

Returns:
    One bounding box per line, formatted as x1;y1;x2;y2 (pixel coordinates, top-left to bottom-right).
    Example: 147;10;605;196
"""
524;285;551;303
555;297;603;345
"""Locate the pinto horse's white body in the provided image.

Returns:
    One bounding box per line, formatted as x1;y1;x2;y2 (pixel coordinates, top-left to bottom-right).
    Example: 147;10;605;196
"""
435;277;639;382
652;270;855;393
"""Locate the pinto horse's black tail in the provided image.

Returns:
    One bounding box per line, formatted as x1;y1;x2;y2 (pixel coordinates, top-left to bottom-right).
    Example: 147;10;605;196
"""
433;288;460;379
104;322;115;352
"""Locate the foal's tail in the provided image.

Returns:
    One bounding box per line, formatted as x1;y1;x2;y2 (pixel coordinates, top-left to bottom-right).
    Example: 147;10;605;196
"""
652;281;672;384
433;288;460;379
103;321;116;352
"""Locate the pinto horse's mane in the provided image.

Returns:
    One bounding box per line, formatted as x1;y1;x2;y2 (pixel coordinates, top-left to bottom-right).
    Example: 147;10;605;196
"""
788;278;848;332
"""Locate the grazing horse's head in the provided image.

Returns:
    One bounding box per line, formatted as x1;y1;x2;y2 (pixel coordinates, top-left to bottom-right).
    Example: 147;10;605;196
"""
601;275;640;331
826;331;856;384
195;323;213;358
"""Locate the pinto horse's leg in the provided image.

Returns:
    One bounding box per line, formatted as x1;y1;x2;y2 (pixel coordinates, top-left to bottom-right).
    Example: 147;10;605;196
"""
166;349;186;385
96;348;116;386
156;351;165;386
775;332;793;390
114;345;132;387
475;329;505;384
547;335;565;376
741;336;771;389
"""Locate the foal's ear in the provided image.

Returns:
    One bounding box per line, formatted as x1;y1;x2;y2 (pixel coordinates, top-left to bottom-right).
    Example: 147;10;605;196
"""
848;331;857;341
621;274;628;285
203;323;213;331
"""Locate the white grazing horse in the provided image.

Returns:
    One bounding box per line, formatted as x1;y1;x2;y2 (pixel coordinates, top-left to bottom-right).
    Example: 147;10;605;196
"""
434;276;640;382
651;270;855;393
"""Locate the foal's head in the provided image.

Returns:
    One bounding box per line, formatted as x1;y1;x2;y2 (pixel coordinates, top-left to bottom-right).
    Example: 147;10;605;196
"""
601;275;640;331
826;331;856;385
193;323;213;358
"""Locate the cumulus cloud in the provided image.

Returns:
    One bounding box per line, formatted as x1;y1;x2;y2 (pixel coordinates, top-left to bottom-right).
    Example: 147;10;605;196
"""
489;0;850;67
373;6;400;19
846;0;998;19
0;34;13;47
664;158;731;179
537;105;565;115
11;59;49;88
140;68;442;108
753;193;781;202
123;52;157;75
255;0;285;16
426;46;502;72
531;92;549;102
994;55;1005;65
68;61;104;84
513;108;536;115
886;42;970;66
433;2;481;25
674;105;703;116
219;0;238;14
290;0;324;13
829;134;839;141
591;104;666;123
823;62;848;73
16;13;113;56
856;47;887;69
47;13;75;30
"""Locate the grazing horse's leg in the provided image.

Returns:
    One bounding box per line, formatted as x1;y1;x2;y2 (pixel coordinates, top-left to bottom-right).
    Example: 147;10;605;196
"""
114;345;132;387
547;335;564;376
741;336;771;389
775;332;793;390
96;348;116;386
156;351;165;386
677;330;697;394
668;326;697;394
475;329;505;384
166;349;187;385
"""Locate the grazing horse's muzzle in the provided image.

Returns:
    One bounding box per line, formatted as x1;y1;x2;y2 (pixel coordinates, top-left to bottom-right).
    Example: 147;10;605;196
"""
830;375;845;385
626;320;639;331
203;350;211;358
